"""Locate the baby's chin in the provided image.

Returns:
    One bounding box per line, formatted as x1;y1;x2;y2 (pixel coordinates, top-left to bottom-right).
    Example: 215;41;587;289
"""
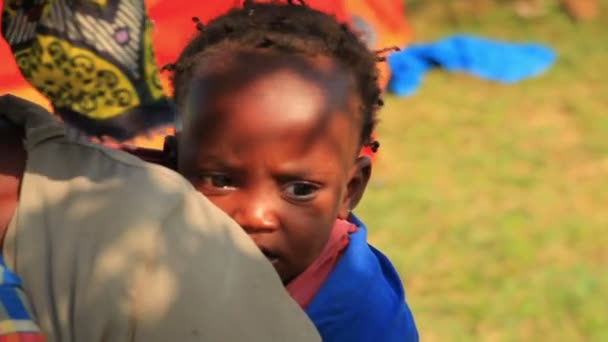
277;262;311;286
259;249;288;283
271;259;296;285
269;257;300;285
258;246;311;285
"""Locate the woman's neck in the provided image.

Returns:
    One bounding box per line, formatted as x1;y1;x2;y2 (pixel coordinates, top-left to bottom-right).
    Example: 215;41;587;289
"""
0;123;26;244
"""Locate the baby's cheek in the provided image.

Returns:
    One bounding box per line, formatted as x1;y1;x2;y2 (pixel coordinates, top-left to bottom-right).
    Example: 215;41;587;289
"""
285;216;327;247
192;192;236;219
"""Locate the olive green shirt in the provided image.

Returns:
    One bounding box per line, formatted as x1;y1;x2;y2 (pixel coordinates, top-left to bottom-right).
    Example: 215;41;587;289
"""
0;95;320;342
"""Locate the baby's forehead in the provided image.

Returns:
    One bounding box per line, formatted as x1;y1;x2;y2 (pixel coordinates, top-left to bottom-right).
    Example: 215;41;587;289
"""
185;72;362;164
190;51;357;112
192;50;353;91
184;50;363;144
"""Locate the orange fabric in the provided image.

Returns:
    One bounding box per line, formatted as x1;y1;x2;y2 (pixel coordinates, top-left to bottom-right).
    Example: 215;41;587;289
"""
0;3;51;111
148;0;350;97
345;0;414;89
365;0;409;33
286;219;358;309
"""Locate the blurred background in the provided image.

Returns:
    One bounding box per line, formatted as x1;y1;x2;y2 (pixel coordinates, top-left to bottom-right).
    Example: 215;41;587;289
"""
359;1;608;341
1;0;607;340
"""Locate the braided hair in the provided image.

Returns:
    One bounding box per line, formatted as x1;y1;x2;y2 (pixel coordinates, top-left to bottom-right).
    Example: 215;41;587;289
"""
168;0;391;148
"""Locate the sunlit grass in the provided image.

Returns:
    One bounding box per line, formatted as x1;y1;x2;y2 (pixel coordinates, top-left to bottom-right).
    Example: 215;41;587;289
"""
356;3;608;341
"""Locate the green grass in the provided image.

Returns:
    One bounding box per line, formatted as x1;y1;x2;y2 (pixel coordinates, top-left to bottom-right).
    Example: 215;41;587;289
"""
356;3;608;341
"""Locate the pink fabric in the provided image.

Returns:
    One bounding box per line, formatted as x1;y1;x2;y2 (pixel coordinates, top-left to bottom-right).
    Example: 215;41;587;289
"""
286;219;358;309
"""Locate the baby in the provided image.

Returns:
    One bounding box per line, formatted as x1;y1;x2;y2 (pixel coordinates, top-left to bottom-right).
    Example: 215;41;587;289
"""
170;2;418;341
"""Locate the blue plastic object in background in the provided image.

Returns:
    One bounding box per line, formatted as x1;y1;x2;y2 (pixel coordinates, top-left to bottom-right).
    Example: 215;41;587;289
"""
388;35;557;97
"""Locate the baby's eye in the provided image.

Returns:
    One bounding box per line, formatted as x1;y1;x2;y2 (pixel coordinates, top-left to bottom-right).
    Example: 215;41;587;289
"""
282;182;319;202
199;173;236;190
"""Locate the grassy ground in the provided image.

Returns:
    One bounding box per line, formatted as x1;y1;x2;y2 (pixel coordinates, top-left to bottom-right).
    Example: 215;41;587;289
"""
356;3;608;341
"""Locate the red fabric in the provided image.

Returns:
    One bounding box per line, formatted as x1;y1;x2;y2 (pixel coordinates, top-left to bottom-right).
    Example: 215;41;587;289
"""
359;142;375;160
0;0;28;90
0;334;45;342
286;218;358;309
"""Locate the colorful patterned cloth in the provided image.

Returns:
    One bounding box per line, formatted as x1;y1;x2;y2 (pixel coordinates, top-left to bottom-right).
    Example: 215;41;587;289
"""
1;0;175;141
0;256;44;341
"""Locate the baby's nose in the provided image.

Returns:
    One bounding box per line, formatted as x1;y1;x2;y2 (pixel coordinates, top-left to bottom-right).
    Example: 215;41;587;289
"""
233;200;280;234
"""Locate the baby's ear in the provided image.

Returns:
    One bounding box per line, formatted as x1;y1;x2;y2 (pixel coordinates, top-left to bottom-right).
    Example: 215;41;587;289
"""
338;155;372;219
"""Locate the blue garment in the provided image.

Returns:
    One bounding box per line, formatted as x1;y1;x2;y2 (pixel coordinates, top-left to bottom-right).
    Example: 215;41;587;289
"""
388;34;557;96
0;255;43;335
306;215;419;341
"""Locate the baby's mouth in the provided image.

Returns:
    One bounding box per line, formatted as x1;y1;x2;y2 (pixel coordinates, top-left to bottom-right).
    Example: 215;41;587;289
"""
260;248;280;265
260;247;293;285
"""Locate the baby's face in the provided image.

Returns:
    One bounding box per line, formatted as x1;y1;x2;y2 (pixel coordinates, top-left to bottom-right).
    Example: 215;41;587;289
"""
178;56;369;283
